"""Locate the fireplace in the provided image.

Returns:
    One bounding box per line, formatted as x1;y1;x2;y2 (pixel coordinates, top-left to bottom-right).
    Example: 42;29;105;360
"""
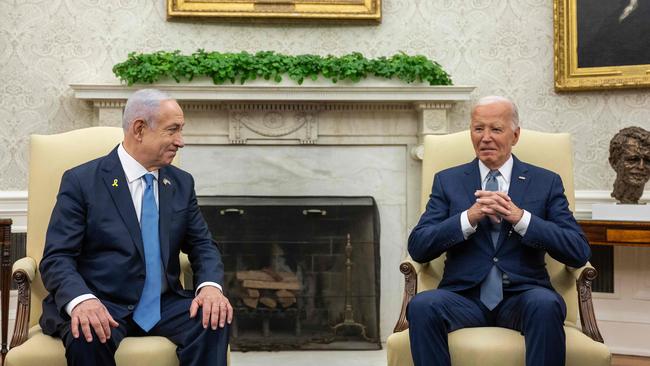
199;196;381;350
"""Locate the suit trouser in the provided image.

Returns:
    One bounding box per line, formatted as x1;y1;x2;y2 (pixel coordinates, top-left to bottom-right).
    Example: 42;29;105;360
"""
406;286;567;366
57;292;230;366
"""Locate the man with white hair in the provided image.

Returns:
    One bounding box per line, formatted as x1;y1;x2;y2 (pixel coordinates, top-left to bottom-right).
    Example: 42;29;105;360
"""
407;96;591;366
39;89;231;366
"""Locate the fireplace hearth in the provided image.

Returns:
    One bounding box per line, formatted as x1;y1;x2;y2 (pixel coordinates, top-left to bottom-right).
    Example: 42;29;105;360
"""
199;196;381;351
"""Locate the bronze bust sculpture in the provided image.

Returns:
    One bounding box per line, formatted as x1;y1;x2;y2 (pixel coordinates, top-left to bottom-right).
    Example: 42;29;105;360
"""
609;126;650;204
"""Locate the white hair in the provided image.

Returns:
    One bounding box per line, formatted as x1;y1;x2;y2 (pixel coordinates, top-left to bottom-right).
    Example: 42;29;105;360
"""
473;95;520;130
122;89;173;131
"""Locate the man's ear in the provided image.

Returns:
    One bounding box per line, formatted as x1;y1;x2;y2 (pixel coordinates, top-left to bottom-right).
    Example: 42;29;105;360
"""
512;126;521;146
130;119;146;142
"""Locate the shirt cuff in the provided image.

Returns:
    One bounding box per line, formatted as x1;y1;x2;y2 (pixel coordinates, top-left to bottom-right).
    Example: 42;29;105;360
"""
65;294;98;316
513;209;531;236
195;282;223;296
460;210;477;240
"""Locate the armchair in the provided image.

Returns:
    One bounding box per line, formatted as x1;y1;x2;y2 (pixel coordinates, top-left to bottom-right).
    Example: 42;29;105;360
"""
4;127;221;366
386;130;611;366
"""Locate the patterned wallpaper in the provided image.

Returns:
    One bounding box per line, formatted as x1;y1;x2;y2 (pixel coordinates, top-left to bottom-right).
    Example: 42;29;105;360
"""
1;0;649;190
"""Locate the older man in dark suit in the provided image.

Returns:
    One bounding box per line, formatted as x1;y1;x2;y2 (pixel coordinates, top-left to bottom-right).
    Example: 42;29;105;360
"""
407;96;591;366
39;89;231;366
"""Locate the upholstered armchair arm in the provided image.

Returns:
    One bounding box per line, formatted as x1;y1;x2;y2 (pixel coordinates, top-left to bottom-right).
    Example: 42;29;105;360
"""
566;262;604;343
10;257;36;348
180;253;193;291
12;258;36;283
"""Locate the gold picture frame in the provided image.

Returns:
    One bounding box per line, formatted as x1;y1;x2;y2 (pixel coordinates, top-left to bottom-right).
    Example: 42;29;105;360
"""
167;0;381;23
554;0;650;91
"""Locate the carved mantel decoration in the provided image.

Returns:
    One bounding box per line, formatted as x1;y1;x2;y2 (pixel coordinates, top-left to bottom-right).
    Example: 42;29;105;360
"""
229;106;319;145
70;83;475;152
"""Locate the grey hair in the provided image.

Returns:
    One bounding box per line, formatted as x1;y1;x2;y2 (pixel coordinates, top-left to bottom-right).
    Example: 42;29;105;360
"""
122;89;173;131
473;95;520;130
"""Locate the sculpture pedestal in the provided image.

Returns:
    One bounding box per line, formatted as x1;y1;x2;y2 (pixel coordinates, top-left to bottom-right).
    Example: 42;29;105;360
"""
592;203;650;222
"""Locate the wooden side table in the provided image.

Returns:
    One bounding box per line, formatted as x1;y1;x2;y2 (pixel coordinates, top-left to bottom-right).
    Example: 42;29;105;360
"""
578;220;650;247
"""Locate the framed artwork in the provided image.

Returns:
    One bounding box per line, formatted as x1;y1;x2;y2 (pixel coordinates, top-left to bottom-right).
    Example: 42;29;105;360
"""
554;0;650;91
167;0;381;22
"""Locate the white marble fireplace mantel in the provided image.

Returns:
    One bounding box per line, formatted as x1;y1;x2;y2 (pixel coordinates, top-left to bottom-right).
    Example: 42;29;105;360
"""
70;82;474;146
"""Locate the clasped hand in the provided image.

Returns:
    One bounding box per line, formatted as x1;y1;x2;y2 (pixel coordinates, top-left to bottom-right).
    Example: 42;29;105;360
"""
467;190;523;226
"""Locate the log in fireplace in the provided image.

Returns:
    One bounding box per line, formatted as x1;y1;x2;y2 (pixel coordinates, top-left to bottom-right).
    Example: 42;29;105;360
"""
199;196;381;351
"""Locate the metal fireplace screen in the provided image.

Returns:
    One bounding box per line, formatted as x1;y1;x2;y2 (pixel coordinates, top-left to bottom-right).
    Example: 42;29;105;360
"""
199;196;381;351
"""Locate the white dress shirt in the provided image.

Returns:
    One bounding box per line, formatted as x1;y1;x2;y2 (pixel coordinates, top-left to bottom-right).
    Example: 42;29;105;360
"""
460;155;531;240
65;144;221;315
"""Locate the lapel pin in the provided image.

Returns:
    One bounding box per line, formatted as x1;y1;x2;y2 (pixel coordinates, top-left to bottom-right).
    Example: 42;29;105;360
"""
163;178;171;186
518;176;526;180
112;179;118;187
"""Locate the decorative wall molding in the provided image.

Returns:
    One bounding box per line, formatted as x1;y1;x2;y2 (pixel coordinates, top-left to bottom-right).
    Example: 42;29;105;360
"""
0;191;28;233
574;190;650;220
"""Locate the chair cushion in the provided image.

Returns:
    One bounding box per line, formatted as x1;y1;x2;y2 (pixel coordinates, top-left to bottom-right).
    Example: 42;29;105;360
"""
6;326;179;366
386;326;611;366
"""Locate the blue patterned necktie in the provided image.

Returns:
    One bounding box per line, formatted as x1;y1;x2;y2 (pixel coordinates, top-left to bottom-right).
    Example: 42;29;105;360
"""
133;173;162;331
480;170;504;310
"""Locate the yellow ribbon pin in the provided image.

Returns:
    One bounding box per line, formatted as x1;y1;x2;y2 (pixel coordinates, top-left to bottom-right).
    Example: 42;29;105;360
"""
112;179;118;187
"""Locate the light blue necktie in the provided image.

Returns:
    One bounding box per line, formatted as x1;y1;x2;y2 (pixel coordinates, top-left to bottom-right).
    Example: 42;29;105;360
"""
133;173;162;331
480;170;504;310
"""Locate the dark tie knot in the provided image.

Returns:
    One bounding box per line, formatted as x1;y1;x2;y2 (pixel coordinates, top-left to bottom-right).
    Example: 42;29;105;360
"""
143;173;155;188
487;170;500;179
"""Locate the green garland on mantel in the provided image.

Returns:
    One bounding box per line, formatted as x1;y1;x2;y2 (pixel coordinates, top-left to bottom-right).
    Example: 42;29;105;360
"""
112;50;453;86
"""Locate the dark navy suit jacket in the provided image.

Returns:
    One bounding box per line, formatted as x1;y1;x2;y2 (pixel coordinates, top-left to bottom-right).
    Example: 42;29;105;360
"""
39;146;224;335
408;156;590;293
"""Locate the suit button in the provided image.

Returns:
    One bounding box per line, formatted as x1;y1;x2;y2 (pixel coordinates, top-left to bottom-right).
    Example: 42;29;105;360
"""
127;305;135;311
493;257;499;262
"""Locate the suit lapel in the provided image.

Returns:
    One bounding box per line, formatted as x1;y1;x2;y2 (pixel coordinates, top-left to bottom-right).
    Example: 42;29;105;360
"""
101;148;145;260
496;155;531;249
158;168;174;268
462;159;482;208
507;155;530;215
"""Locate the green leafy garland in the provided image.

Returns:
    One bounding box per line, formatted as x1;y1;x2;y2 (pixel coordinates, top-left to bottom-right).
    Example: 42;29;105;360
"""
112;50;452;86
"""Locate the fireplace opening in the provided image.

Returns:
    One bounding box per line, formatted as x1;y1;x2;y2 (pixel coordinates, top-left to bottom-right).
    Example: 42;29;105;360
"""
199;196;381;351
